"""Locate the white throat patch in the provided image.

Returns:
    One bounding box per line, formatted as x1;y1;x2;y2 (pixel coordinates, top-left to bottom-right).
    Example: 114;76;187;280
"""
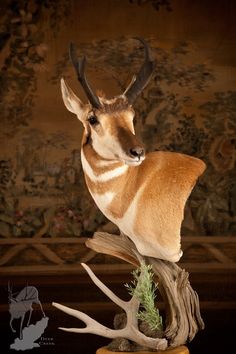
81;150;128;183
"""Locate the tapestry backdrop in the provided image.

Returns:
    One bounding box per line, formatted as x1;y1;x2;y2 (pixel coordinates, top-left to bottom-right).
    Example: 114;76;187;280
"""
0;0;235;265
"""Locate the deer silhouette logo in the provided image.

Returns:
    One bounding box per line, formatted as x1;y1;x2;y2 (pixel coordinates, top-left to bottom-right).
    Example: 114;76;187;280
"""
8;282;45;340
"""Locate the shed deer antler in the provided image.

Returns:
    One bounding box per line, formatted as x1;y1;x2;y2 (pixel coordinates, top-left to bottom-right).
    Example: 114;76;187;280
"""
52;263;168;351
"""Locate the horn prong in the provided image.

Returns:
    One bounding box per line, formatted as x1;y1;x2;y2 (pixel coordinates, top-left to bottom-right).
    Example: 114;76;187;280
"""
125;38;156;104
69;42;101;109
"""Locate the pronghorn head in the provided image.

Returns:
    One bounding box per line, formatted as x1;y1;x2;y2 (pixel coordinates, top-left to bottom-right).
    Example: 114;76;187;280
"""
61;38;156;166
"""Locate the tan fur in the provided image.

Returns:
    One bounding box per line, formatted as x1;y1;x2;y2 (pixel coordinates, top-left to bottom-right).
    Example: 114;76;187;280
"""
98;96;131;114
134;152;205;251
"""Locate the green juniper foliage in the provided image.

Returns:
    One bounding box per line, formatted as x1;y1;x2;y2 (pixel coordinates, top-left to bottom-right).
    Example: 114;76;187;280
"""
125;263;163;331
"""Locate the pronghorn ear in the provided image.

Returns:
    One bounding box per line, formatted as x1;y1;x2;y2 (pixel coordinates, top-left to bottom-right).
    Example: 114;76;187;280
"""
60;78;86;119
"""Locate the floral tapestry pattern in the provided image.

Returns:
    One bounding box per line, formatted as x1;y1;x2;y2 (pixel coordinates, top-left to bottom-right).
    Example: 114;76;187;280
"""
0;0;235;249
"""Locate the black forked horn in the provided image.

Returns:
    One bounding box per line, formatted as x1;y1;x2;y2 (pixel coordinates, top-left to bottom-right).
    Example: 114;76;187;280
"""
69;42;101;109
125;38;156;104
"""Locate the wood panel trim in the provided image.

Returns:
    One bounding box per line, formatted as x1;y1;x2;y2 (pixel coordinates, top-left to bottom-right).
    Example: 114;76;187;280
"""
0;236;236;274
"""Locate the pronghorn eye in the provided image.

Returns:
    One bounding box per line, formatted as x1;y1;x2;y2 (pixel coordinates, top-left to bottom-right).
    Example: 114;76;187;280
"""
88;115;99;126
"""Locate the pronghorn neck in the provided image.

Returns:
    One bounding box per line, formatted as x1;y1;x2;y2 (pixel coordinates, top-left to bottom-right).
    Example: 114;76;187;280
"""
81;134;128;183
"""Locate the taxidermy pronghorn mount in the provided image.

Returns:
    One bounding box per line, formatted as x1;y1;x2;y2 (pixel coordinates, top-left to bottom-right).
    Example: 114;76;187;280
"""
53;39;205;351
61;38;206;262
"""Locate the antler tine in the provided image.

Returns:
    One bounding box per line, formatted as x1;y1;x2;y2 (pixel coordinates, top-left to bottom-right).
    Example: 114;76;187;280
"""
69;42;101;109
125;37;156;104
52;263;168;350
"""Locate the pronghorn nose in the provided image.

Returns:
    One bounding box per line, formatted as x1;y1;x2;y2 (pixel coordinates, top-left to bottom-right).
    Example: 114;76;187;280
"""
129;147;145;159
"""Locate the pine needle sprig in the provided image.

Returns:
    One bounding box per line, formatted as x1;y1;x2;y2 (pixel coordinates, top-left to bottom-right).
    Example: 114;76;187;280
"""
125;262;163;331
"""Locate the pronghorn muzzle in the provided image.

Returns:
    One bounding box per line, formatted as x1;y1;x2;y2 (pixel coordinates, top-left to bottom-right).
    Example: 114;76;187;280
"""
129;146;145;159
117;126;145;164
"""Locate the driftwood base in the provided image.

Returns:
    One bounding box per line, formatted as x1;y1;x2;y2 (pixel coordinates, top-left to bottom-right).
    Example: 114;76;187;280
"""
53;231;204;352
86;232;204;348
96;345;189;354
